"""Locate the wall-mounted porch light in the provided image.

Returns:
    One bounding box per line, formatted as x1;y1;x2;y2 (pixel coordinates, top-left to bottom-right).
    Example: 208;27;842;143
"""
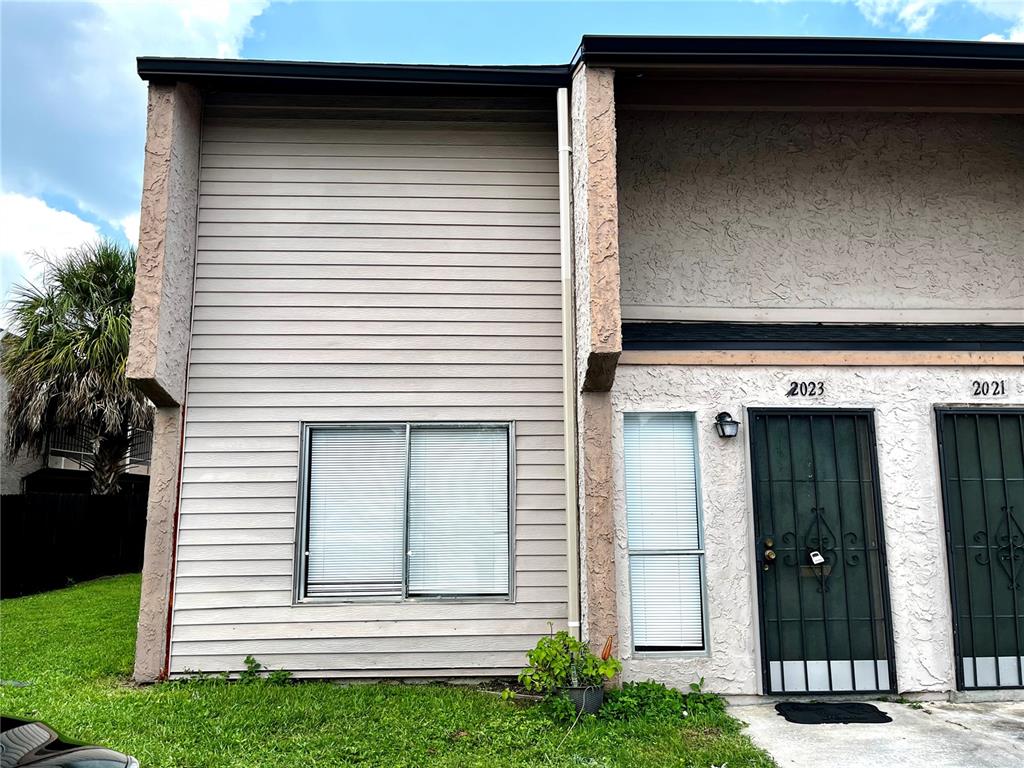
714;412;740;439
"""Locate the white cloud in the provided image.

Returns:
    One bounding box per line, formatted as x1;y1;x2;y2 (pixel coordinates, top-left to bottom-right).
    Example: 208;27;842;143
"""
119;211;142;247
855;0;940;33
854;0;1024;36
3;1;271;248
980;19;1024;41
70;0;271;117
0;193;101;300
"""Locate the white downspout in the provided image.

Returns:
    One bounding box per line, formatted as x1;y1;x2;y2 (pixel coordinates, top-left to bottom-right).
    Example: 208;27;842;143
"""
556;87;581;640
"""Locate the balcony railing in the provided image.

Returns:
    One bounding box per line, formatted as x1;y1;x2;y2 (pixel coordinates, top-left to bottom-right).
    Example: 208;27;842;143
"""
46;425;153;468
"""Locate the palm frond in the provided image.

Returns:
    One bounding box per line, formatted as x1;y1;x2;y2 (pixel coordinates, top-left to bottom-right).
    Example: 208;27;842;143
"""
2;239;152;491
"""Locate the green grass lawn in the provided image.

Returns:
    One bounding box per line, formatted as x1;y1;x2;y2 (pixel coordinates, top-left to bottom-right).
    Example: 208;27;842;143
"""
0;575;773;767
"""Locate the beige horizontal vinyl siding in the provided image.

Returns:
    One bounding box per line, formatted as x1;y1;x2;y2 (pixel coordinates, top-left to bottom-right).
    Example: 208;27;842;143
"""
170;95;567;677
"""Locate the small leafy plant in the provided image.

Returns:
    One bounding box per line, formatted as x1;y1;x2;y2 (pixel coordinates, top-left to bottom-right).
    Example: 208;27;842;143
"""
236;655;292;685
600;680;687;721
238;655;264;683
686;677;726;717
538;692;578;724
175;669;230;686
266;667;293;686
518;630;621;695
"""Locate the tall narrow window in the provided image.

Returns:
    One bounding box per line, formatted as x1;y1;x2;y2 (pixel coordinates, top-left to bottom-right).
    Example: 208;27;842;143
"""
623;412;706;651
301;423;512;600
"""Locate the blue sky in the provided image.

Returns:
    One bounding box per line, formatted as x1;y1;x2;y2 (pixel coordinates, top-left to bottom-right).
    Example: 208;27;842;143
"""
2;0;1022;302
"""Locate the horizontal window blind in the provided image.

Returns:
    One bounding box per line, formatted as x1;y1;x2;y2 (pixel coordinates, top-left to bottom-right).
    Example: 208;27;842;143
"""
623;412;706;651
408;425;510;596
302;422;511;600
306;425;407;597
629;555;704;648
624;413;700;551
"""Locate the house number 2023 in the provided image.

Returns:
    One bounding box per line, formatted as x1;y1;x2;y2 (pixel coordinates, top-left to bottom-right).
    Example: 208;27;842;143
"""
786;381;825;397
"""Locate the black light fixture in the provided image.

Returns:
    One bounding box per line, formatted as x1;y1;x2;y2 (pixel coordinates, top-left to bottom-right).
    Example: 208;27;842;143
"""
714;412;740;439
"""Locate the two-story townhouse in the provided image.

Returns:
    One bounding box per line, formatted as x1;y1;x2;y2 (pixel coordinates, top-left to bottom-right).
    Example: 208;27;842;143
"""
127;59;579;682
129;37;1024;700
571;37;1024;698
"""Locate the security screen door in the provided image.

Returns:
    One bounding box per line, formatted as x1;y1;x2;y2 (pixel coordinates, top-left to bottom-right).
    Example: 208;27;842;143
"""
938;409;1024;690
750;410;895;694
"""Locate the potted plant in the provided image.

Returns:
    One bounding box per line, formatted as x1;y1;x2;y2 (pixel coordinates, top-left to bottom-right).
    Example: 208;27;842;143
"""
518;630;621;715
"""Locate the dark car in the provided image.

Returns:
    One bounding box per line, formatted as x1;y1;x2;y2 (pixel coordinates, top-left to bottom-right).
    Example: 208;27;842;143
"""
0;716;138;767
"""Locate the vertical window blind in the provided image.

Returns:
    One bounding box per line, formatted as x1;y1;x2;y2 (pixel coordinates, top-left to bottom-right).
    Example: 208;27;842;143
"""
303;423;511;599
623;412;706;651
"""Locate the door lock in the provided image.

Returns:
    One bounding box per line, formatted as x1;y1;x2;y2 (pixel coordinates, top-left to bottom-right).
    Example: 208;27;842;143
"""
762;538;776;570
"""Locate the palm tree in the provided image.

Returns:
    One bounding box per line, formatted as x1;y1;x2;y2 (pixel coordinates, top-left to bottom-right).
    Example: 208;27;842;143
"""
2;240;151;495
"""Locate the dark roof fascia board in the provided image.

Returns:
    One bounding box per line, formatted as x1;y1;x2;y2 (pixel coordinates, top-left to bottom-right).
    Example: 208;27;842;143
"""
139;37;1024;92
623;323;1024;352
578;35;1024;72
137;57;571;90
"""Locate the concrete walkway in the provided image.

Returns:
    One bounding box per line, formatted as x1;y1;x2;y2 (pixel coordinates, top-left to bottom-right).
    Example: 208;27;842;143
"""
736;700;1024;768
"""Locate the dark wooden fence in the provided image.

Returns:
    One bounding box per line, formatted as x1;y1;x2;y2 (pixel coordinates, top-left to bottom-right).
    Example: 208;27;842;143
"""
1;493;147;598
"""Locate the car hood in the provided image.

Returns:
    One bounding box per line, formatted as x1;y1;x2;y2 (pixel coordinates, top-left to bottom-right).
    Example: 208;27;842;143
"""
1;716;131;767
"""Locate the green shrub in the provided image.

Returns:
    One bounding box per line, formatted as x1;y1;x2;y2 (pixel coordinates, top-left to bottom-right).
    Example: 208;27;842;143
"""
686;677;726;717
238;655;264;684
600;680;687;721
266;667;293;686
538;692;578;724
517;631;621;695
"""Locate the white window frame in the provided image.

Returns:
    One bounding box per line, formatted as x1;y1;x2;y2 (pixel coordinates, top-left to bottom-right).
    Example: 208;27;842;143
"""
622;411;710;655
294;421;516;604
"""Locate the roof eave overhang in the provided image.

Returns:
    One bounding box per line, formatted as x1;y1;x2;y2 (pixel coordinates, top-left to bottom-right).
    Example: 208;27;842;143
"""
136;57;571;91
576;35;1024;76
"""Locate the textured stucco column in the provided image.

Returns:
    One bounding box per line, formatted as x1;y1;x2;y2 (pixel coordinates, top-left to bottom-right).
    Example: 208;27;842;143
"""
571;65;621;394
571;65;622;650
579;391;618;648
128;82;201;682
127;82;201;407
133;407;184;681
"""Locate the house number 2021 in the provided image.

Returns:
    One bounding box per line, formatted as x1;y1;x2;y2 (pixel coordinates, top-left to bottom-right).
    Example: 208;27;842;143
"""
971;379;1007;397
786;381;825;397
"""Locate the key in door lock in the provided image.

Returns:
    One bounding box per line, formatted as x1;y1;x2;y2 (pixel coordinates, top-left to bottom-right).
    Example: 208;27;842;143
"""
762;538;776;570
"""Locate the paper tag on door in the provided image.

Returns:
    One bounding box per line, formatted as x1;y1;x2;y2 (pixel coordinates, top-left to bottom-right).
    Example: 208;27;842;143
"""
809;550;825;566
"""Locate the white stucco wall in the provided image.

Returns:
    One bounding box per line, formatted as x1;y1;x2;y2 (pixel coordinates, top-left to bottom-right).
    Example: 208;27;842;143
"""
616;111;1024;323
610;363;1024;695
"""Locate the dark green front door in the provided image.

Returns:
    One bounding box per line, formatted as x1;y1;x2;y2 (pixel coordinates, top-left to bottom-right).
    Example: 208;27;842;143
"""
938;409;1024;690
750;410;895;694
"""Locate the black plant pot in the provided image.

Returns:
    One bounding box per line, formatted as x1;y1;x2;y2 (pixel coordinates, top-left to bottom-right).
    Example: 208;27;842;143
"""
563;685;603;715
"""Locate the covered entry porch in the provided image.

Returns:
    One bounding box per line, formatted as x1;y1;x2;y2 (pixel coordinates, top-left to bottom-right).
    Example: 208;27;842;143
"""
601;362;1023;697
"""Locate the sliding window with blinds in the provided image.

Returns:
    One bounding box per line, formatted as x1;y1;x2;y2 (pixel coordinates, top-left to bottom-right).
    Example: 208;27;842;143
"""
301;423;512;600
623;412;706;651
306;425;407;596
408;425;511;596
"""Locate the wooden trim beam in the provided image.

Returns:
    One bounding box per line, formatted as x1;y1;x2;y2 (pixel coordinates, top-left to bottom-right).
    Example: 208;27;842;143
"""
620;350;1024;367
621;306;1024;325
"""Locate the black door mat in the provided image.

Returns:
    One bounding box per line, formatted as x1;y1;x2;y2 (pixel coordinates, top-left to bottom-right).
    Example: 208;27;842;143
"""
775;702;893;724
